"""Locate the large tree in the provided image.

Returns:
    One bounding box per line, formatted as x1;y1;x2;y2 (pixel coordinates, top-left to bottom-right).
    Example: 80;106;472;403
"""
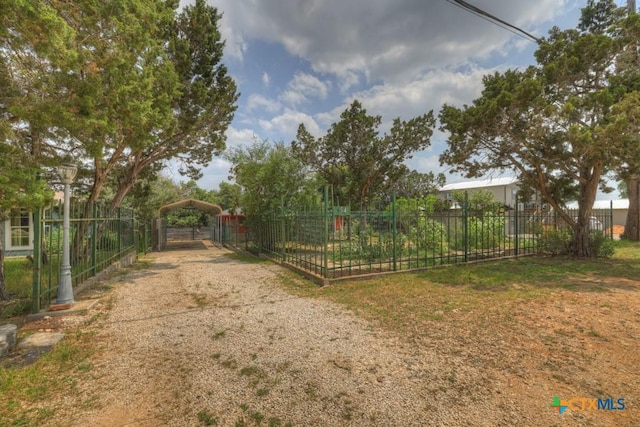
225;140;321;217
293;100;435;211
1;0;237;212
439;0;634;256
611;3;640;240
105;0;238;210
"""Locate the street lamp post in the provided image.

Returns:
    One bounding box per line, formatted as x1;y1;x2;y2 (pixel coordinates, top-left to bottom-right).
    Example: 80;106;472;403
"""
56;163;77;305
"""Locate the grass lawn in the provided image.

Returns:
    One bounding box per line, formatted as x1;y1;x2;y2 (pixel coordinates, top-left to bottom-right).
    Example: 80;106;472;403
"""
277;240;640;329
274;240;640;425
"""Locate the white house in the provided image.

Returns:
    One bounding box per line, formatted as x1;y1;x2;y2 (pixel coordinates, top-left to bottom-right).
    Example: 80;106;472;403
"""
2;192;63;257
439;177;522;208
2;209;34;257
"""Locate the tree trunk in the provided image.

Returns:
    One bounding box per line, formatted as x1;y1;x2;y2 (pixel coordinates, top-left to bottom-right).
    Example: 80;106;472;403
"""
0;225;9;300
623;177;639;241
569;170;600;257
571;224;594;257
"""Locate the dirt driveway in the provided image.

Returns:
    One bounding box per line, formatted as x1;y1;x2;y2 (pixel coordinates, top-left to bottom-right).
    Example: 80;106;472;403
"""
38;242;638;426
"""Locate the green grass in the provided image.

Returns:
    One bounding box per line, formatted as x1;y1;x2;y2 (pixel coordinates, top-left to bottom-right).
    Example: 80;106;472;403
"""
3;258;33;298
197;410;218;426
0;332;95;426
277;241;640;331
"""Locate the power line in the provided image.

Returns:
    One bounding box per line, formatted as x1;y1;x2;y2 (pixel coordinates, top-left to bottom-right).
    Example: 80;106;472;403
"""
445;0;541;43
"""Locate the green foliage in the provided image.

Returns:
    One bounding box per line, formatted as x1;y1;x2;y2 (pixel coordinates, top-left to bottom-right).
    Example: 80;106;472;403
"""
539;229;615;257
225;140;321;217
439;1;635;256
293;100;435;209
590;232;616;257
1;0;238;217
450;214;506;251
217;182;242;211
412;218;448;253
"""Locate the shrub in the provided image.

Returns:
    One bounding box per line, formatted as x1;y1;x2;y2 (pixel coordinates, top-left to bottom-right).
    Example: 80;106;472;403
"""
590;231;615;257
412;218;448;253
539;230;572;255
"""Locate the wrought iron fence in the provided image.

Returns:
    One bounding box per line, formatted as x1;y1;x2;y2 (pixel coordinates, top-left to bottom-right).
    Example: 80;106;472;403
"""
219;192;614;282
31;200;150;312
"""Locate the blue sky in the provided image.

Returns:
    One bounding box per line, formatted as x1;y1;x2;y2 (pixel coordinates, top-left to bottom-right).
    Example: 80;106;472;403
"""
171;0;627;192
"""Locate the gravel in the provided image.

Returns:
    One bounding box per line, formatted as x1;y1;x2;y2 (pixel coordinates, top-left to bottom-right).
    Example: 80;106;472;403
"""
39;242;638;426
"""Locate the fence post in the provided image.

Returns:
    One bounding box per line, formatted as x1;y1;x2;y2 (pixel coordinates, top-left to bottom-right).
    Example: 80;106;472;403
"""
117;207;122;255
610;200;614;240
464;191;469;262
323;184;329;278
514;194;519;257
91;203;97;275
133;215;138;253
31;208;42;313
280;197;286;261
392;191;397;271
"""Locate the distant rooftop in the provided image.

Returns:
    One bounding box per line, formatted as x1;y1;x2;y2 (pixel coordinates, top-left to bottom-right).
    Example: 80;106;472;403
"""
566;199;629;210
440;177;518;192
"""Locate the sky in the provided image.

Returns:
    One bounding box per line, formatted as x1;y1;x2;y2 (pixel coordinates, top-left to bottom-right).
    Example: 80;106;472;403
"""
170;0;628;193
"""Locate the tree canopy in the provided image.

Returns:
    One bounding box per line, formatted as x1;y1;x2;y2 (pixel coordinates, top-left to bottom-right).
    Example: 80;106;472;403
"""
225;140;321;217
439;0;637;256
293;100;436;210
1;0;238;211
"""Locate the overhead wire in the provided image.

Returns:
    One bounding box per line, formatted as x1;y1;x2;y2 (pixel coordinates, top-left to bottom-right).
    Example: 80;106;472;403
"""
444;0;541;43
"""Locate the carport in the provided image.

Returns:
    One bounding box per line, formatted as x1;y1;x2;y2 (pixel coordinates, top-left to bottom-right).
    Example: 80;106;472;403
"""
155;199;222;251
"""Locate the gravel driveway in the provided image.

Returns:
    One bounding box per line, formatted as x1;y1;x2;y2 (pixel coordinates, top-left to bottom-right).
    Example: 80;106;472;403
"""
39;241;638;426
45;243;449;426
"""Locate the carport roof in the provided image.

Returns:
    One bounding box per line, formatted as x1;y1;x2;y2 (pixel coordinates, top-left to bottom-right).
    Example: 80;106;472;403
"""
158;198;222;216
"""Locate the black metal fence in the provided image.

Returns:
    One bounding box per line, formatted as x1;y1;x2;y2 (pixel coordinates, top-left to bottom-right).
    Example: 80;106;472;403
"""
219;193;614;282
31;201;151;312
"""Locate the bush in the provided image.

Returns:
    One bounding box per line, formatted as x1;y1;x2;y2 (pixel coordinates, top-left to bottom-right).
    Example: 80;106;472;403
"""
412;218;448;253
539;230;615;257
539;230;572;255
451;214;505;251
591;232;615;257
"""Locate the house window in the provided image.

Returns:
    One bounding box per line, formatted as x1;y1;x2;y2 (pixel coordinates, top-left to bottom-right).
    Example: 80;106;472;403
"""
7;209;33;249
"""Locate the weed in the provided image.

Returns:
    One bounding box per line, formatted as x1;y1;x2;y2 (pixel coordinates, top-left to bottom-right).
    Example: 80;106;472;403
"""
256;388;269;397
250;410;264;425
588;328;602;338
239;366;262;377
197;410;218;426
212;329;227;340
220;357;238;369
191;294;209;308
211;353;221;360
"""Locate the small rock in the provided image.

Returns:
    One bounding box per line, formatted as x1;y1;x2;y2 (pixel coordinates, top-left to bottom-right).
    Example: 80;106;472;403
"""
0;324;18;357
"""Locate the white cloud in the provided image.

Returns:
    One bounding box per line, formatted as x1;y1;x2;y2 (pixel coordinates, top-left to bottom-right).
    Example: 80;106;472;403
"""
322;66;492;135
246;94;281;113
225;126;258;149
262;72;270;87
279;72;330;106
211;0;568;84
259;109;322;140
